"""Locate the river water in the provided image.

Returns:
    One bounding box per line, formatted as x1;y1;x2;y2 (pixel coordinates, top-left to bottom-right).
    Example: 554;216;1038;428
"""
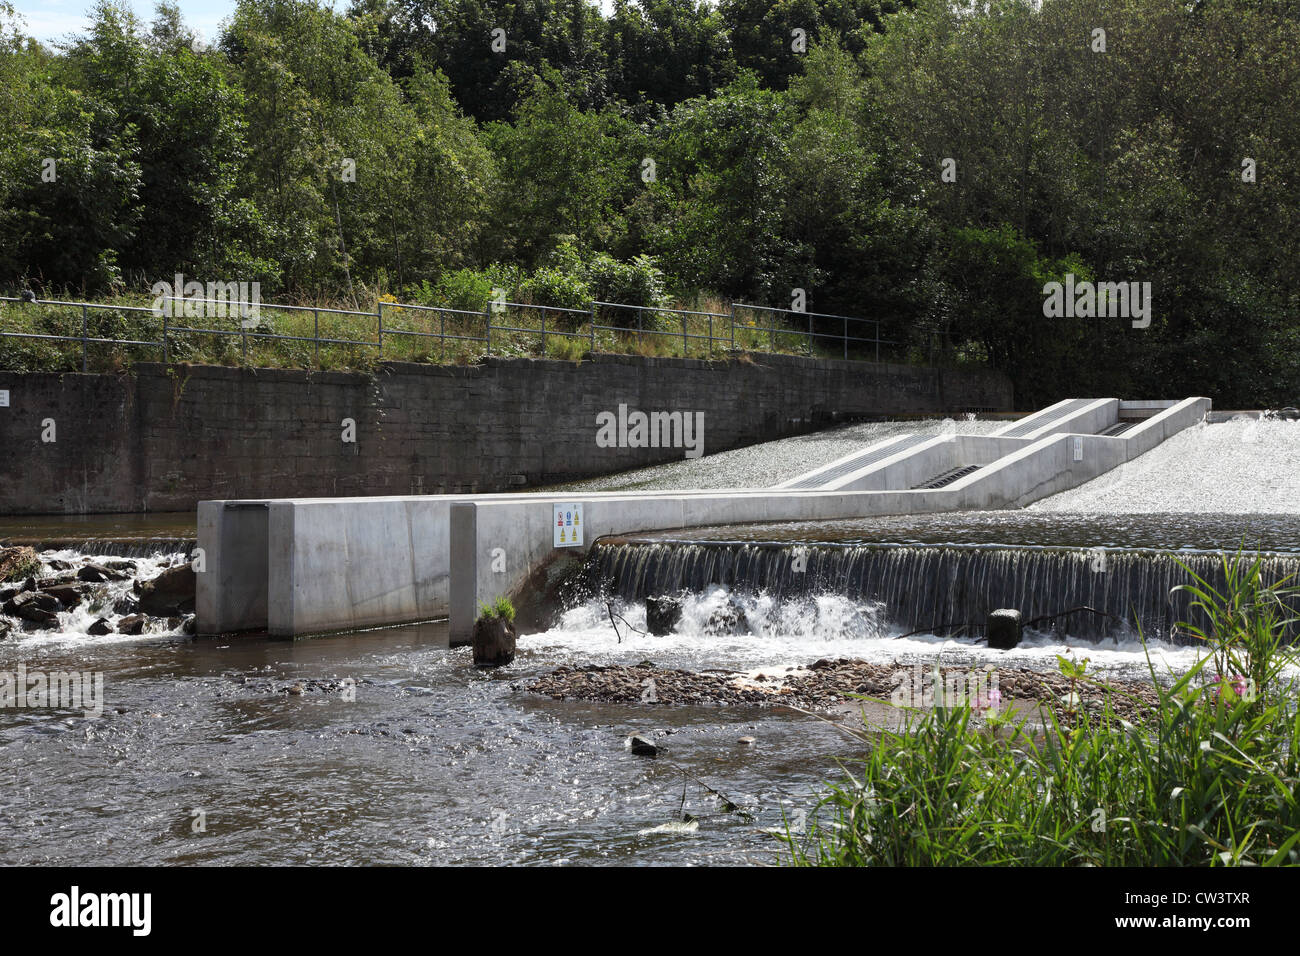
4;416;1298;865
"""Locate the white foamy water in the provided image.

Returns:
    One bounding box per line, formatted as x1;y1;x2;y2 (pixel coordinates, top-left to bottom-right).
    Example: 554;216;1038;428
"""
532;588;1210;682
1034;416;1300;513
2;548;188;647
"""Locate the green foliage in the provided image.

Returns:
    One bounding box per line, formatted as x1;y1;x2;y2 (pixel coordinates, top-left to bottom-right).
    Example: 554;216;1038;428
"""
3;0;1300;401
431;268;494;312
585;252;667;310
476;595;516;624
785;551;1300;867
517;267;591;311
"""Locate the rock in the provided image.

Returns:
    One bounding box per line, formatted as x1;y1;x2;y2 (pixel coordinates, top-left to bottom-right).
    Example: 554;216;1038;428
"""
3;590;60;619
87;618;113;636
986;608;1023;649
116;614;147;635
16;604;58;626
0;586;17;603
473;616;517;668
0;546;39;584
78;563;126;583
626;734;659;757
45;584;85;608
182;615;197;635
738;735;757;746
703;599;749;636
645;595;683;635
104;560;137;572
112;596;139;615
35;573;78;590
137;564;196;616
0;619;11;640
286;683;304;696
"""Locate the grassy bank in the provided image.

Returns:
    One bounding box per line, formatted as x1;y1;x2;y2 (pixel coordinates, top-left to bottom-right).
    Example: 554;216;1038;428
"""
0;294;913;374
785;554;1300;866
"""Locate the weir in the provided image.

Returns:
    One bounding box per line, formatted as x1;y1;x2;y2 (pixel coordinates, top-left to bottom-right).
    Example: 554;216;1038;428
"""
581;538;1300;643
195;396;1210;639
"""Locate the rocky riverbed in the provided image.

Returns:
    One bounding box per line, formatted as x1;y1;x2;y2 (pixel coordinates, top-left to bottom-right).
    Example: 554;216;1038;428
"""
0;545;195;639
524;657;1164;722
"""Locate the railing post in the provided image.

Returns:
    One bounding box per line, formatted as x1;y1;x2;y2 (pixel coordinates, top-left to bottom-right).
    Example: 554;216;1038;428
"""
681;310;687;356
313;308;320;366
485;306;492;355
637;307;643;351
707;313;713;355
440;309;446;363
808;311;814;358
161;305;168;366
540;306;546;356
377;302;383;359
844;317;849;361
875;320;880;363
729;302;735;351
81;304;88;372
240;304;247;361
589;303;596;354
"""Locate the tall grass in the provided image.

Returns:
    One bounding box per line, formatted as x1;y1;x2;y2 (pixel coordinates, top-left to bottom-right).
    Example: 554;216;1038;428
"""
0;293;902;372
785;551;1300;866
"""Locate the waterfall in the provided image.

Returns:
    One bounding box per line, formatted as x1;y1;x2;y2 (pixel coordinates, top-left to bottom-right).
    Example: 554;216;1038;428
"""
579;540;1300;644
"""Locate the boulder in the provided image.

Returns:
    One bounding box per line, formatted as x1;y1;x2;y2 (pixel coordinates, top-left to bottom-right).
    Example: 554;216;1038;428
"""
645;596;682;636
87;618;113;636
626;734;659;757
112;596;139;616
116;614;147;635
986;608;1023;649
473;616;517;668
703;599;750;636
45;584;85;608
3;590;59;617
78;563;126;583
137;564;196;616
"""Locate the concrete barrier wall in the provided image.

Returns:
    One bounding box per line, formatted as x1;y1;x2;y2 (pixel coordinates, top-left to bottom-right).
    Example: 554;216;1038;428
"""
198;396;1211;638
0;356;1012;515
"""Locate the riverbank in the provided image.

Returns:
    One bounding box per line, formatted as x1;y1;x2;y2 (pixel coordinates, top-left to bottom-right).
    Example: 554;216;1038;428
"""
524;656;1164;722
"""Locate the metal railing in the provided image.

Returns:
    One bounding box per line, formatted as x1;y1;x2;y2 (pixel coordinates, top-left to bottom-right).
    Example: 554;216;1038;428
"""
1;294;931;370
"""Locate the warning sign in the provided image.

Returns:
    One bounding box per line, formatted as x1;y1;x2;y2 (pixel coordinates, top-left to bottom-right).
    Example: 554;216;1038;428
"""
553;502;583;548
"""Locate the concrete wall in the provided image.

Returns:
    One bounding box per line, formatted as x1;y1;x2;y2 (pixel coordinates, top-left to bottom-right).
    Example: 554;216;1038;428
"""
0;356;1012;515
204;397;1208;639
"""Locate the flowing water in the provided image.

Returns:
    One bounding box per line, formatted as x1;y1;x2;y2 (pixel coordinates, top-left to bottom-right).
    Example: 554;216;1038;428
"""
4;417;1299;865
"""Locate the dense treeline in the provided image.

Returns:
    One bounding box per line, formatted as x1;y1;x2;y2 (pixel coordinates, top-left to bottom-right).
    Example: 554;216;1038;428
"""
1;0;1298;404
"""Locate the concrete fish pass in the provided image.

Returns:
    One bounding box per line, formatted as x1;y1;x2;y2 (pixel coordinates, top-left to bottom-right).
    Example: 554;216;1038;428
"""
196;396;1210;641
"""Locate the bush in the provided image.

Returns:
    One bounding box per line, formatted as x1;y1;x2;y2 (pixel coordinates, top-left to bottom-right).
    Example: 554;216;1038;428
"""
433;268;494;312
517;267;591;312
